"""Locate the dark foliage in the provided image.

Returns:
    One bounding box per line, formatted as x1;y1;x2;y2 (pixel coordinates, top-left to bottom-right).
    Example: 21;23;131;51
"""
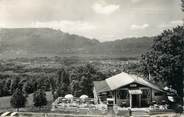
57;68;70;87
53;68;71;99
33;89;47;108
141;26;184;104
0;56;139;99
10;88;27;111
23;80;34;94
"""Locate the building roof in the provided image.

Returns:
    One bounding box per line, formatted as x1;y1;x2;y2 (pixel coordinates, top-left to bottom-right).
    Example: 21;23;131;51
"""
130;75;163;92
93;72;163;93
93;80;111;93
106;72;134;90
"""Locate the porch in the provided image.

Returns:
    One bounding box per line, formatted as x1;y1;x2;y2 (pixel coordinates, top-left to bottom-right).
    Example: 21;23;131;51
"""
113;88;152;108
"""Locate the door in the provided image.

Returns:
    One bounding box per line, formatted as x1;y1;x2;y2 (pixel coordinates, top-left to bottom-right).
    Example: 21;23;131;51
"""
132;94;140;107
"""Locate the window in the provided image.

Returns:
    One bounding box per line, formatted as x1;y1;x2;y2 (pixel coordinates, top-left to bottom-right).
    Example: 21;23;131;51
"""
99;92;112;103
154;91;163;96
142;89;150;98
118;90;129;99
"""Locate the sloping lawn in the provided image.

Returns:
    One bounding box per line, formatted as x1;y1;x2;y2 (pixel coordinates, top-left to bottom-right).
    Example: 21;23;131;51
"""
0;91;53;111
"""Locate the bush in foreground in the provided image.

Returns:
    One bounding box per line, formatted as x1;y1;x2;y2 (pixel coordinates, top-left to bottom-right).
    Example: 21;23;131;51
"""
33;89;47;110
10;88;27;111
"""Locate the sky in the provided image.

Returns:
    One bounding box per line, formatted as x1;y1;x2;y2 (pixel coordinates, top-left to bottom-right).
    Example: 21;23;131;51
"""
0;0;183;42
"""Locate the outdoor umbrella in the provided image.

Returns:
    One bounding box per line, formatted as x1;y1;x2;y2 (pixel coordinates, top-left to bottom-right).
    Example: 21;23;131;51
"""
65;94;74;100
80;95;88;100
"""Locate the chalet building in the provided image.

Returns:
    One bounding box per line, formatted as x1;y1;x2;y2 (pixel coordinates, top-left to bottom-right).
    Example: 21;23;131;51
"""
93;72;166;108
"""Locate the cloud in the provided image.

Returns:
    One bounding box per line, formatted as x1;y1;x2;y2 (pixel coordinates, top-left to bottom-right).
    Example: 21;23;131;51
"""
170;20;183;25
131;0;142;4
92;1;119;15
131;24;149;30
158;20;183;28
33;20;96;31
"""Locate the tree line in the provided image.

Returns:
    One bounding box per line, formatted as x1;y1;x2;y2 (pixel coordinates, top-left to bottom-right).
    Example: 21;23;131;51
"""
7;63;116;111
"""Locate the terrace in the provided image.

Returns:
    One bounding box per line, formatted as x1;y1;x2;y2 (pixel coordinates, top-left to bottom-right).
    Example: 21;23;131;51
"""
51;95;108;115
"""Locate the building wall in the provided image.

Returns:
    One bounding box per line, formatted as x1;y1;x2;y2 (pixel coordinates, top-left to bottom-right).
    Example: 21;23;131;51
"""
94;84;166;107
114;87;166;107
115;88;130;107
152;90;167;104
115;87;152;107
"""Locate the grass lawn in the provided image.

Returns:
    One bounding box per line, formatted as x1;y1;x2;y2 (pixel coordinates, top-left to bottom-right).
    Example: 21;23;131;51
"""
0;91;53;111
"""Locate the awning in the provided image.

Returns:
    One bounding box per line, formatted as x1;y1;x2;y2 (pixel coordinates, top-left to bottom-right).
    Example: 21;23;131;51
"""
93;80;111;93
129;90;142;94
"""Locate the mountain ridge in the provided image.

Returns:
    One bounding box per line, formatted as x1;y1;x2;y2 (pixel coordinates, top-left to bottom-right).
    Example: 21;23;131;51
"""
0;28;153;59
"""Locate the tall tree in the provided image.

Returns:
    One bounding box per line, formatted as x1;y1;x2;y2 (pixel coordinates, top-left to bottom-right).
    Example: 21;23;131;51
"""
33;89;47;110
10;77;20;94
0;81;4;96
69;64;106;97
23;80;34;94
10;88;27;111
57;68;70;87
53;68;71;99
141;26;184;104
2;80;9;96
79;76;93;97
4;79;11;96
49;77;57;97
54;83;70;99
70;80;82;97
